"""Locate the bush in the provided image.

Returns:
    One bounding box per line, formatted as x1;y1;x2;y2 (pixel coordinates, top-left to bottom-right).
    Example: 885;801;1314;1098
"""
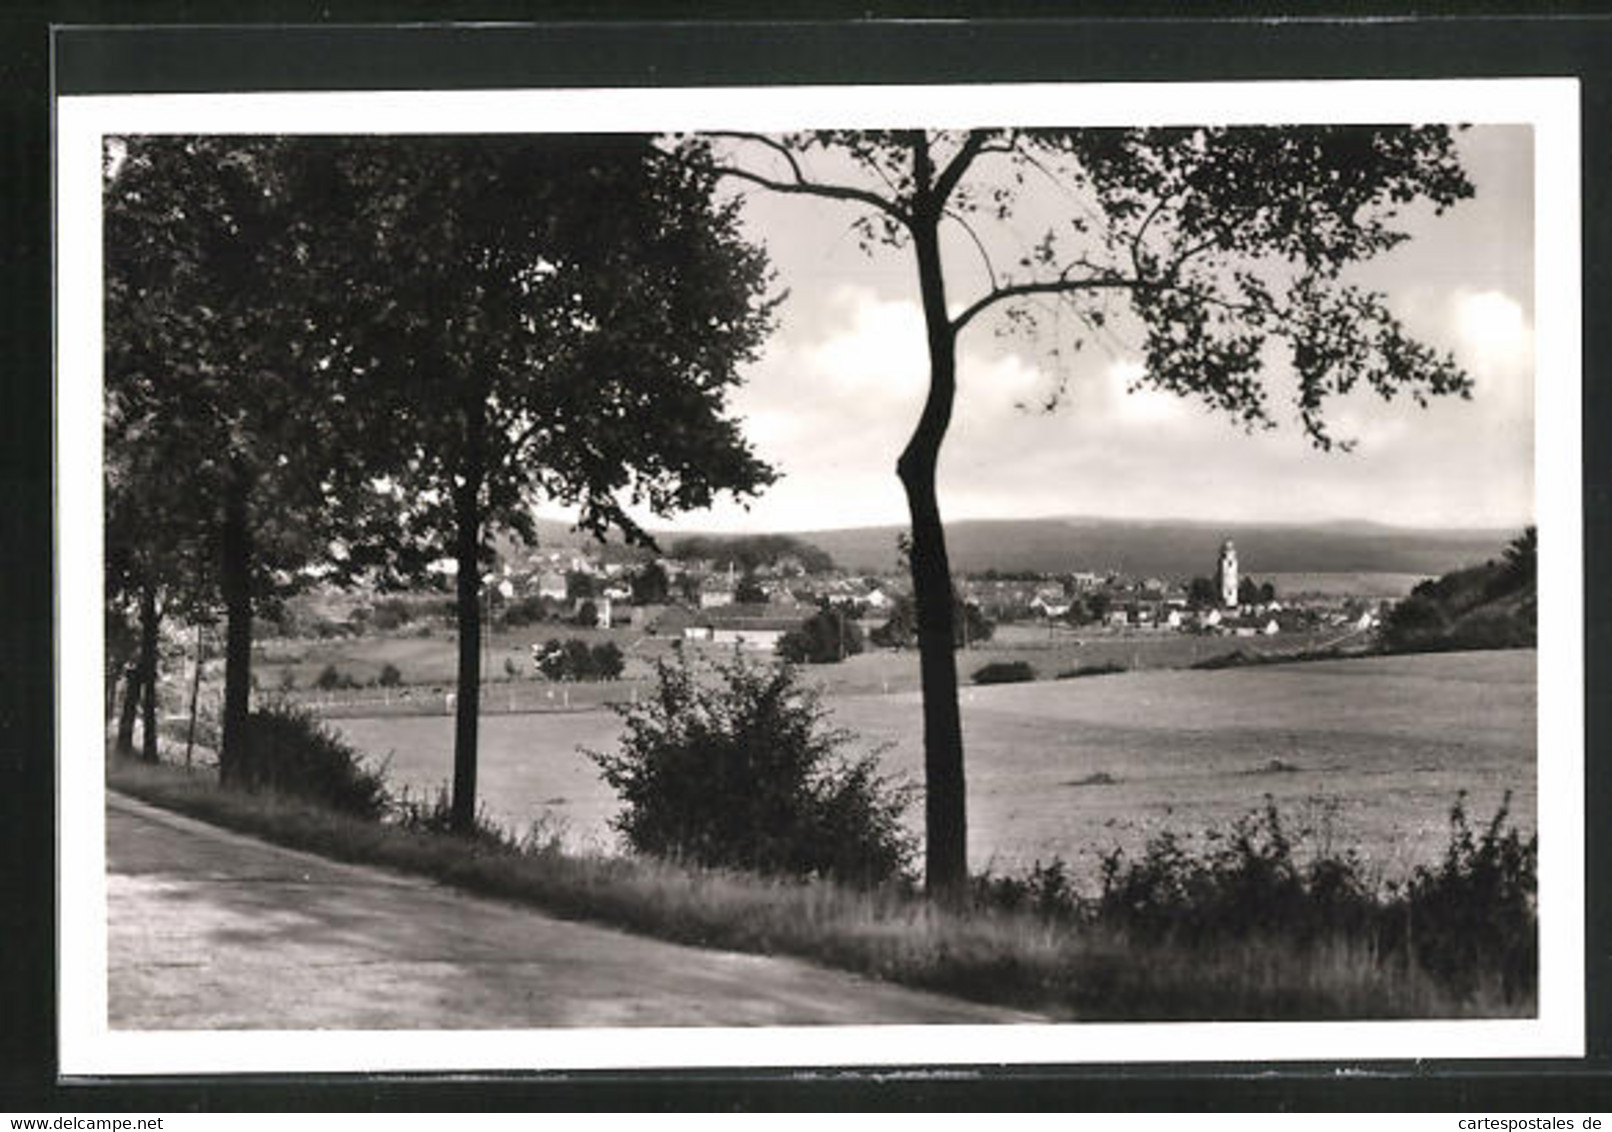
235;701;390;819
314;662;361;690
871;595;993;649
588;654;916;887
1085;794;1537;1003
1393;791;1537;999
776;607;865;664
1095;799;1378;947
534;637;624;681
591;640;625;680
972;660;1036;685
378;663;403;687
500;595;550;628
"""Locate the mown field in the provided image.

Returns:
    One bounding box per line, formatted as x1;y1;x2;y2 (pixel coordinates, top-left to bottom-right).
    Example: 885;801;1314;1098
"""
259;619;1350;716
333;649;1536;886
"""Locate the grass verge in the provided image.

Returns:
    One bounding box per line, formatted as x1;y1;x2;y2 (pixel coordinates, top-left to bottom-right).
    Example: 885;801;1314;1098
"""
107;753;1531;1022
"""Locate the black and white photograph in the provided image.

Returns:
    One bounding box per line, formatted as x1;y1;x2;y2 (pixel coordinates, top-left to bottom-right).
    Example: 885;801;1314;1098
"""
53;74;1584;1074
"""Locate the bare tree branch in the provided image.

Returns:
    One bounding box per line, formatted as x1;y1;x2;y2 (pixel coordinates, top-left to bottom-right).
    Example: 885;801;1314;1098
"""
951;265;1144;335
945;207;1000;293
704;132;910;224
932;129;992;206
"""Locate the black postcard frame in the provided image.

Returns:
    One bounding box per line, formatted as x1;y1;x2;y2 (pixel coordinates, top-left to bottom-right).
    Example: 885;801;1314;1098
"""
6;6;1610;1112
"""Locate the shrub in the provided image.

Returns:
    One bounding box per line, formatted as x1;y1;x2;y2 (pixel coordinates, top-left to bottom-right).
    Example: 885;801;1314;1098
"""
1392;791;1537;999
776;607;865;664
1086;794;1537;1003
315;663;343;690
972;660;1036;685
588;653;916;887
1095;798;1378;947
591;640;625;681
235;701;390;819
534;637;624;681
378;663;403;687
500;595;550;628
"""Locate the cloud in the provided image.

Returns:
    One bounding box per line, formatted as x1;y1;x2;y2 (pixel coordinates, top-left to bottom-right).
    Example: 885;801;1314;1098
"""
649;129;1536;534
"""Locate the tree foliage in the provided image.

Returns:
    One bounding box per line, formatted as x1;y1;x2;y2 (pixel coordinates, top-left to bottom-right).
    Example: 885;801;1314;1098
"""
104;136;380;780
253;136;777;832
692;125;1475;899
776;606;866;664
589;654;915;886
668;533;835;574
870;594;993;649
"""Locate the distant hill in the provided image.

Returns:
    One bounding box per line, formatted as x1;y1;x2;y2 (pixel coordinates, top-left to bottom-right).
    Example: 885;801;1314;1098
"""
784;517;1518;580
1379;528;1536;652
501;514;1519;582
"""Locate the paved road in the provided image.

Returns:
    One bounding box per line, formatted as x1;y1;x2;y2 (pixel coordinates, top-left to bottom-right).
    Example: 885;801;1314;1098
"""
107;792;1039;1029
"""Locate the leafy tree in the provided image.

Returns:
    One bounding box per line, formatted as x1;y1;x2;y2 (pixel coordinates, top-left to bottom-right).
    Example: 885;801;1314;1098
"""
1502;525;1537;587
574;600;600;629
1187;576;1218;610
669;534;835;574
315;135;780;834
695;126;1473;899
566;571;599;601
1087;592;1114;623
734;572;768;605
629;561;671;605
591;641;626;681
871;594;992;650
104;137;372;782
532;637;624;681
777;606;866;664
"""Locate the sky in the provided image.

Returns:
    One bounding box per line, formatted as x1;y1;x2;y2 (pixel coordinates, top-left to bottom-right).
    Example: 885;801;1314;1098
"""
573;124;1533;537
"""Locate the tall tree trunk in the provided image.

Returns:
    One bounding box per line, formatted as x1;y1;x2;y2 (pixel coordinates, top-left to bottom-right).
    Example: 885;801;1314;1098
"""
899;191;969;904
219;464;253;787
115;665;141;756
137;582;160;763
185;620;205;768
450;400;486;836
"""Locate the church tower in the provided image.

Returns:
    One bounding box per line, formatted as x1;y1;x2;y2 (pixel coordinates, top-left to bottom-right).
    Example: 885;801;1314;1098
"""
1216;540;1239;608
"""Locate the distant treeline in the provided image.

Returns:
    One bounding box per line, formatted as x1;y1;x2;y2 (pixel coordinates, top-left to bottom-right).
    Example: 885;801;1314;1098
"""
1381;527;1536;653
668;533;835;574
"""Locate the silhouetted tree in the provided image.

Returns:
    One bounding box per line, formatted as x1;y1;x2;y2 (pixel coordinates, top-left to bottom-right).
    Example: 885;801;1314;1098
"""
694;126;1473;898
322;136;780;833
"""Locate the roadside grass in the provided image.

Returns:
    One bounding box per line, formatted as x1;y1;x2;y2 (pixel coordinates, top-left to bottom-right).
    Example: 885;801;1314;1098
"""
107;751;1530;1022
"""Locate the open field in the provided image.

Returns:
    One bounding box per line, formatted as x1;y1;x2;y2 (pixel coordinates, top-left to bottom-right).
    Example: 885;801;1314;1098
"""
333;649;1536;886
259;620;1352;717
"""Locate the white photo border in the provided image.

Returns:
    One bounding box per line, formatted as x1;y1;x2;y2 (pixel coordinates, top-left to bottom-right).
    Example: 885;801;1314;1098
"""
56;77;1584;1075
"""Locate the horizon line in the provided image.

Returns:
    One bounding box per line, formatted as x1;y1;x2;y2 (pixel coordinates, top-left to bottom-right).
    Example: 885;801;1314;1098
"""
531;510;1533;539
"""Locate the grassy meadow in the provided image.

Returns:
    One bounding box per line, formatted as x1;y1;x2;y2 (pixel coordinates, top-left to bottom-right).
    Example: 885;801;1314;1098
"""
257;619;1348;716
332;649;1536;886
